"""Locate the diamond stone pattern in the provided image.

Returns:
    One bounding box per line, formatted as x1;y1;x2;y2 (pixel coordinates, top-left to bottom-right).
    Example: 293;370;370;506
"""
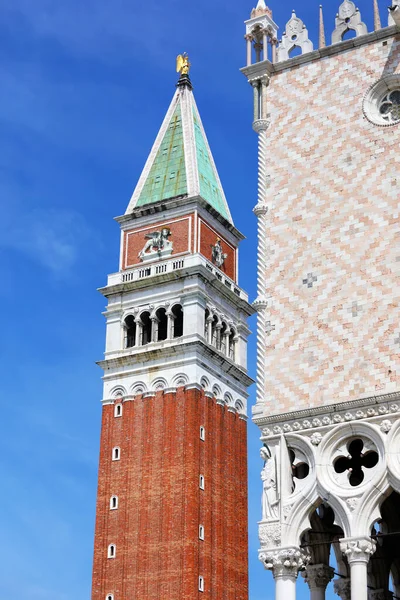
260;40;400;414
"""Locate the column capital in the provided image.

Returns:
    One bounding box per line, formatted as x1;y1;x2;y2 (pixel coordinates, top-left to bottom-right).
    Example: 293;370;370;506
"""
245;33;253;41
260;547;310;579
253;295;269;310
253;119;271;133
302;564;334;591
333;577;351;600
253;202;269;217
339;537;376;564
370;590;394;600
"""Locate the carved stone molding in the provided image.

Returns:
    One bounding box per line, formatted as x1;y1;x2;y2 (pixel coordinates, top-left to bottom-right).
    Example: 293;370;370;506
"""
340;537;376;564
253;118;271;133
259;522;281;548
302;564;335;590
260;547;310;579
334;577;351;600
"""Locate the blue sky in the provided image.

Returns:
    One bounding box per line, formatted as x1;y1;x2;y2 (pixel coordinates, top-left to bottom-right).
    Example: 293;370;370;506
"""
0;0;388;598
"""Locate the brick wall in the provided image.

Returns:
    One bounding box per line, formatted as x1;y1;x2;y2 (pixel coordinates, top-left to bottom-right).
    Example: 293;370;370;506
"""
123;214;193;268
91;388;248;600
198;219;237;282
262;36;400;414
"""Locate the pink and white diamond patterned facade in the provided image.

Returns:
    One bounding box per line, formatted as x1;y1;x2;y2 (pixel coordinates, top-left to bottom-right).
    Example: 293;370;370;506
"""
242;3;400;600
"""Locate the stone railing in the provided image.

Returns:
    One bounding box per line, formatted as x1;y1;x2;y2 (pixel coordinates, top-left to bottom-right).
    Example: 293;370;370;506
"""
106;253;248;301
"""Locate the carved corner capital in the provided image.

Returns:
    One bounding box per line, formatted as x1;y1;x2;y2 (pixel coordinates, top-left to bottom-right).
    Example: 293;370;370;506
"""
253;203;269;217
302;564;334;590
340;537;376;564
253;296;269;310
260;547;310;579
334;577;351;600
253;118;271;133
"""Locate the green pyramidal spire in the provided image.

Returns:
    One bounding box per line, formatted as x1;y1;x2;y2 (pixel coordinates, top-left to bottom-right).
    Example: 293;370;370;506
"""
125;75;233;224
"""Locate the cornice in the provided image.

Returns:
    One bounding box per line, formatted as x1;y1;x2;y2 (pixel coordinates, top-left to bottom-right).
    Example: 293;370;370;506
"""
253;390;400;427
116;195;245;241
98;338;255;389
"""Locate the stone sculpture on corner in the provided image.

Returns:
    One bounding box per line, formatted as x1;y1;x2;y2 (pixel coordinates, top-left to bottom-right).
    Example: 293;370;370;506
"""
139;228;173;262
211;239;228;269
260;445;279;521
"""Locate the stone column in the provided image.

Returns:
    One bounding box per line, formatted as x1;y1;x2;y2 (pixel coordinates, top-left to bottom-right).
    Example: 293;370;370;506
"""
334;578;351;600
271;38;278;63
252;115;271;407
303;564;334;600
151;317;158;343
340;538;377;600
245;34;253;66
135;317;142;347
216;323;222;350
262;29;269;61
261;548;310;600
224;330;230;357
207;315;213;345
166;311;174;339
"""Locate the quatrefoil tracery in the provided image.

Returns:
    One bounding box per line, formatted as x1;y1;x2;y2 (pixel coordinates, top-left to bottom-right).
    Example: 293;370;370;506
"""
334;438;379;487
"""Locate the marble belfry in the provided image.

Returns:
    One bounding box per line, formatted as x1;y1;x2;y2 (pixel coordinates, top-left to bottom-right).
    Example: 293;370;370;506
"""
91;65;253;600
242;3;400;600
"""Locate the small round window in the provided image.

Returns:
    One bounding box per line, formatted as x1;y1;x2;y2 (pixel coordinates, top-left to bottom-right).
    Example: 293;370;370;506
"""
363;75;400;126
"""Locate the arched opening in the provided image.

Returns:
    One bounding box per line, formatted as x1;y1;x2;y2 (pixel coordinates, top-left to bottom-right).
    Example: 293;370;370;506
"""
229;329;236;361
220;322;227;354
172;304;183;338
211;315;218;347
156;307;168;341
289;45;302;58
140;311;152;346
110;495;118;510
342;28;357;41
108;544;116;559
369;492;400;599
301;502;347;594
124;315;136;348
204;309;210;338
114;403;122;418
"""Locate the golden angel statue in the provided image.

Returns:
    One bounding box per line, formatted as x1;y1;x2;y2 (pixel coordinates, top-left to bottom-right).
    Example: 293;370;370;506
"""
176;53;191;76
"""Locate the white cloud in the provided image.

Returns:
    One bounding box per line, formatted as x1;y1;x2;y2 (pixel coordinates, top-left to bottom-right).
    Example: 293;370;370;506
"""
0;207;95;275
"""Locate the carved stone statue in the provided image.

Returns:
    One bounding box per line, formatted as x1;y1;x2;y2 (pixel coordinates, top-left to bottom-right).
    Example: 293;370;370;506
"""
139;228;173;262
176;53;191;76
211;239;228;269
260;445;279;521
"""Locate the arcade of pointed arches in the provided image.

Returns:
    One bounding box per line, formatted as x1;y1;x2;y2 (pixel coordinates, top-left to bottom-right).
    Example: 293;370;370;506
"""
258;418;400;600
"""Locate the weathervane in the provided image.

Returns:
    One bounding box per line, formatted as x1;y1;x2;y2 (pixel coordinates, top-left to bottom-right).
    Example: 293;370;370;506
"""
176;53;191;76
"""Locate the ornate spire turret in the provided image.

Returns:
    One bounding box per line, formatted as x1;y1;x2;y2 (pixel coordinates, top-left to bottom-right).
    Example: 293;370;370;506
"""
251;0;272;19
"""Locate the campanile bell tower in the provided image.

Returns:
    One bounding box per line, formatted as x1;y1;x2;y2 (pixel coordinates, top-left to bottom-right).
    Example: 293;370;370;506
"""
91;59;253;600
242;3;400;600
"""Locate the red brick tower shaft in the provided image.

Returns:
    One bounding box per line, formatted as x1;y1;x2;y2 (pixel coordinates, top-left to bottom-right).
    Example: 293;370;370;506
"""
91;67;253;600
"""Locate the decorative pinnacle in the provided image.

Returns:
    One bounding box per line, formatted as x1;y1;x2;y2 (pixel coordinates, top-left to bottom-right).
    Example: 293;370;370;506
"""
373;0;382;30
319;5;326;48
251;0;273;19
